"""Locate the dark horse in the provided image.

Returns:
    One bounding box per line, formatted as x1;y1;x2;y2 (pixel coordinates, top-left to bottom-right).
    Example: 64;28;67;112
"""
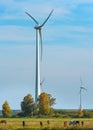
0;120;7;124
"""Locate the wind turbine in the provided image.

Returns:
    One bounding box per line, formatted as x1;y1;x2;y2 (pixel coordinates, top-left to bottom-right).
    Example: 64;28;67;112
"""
79;78;87;111
25;9;54;104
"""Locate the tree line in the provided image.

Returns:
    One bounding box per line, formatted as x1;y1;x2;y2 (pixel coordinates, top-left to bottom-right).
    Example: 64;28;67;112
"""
2;92;93;118
1;92;56;117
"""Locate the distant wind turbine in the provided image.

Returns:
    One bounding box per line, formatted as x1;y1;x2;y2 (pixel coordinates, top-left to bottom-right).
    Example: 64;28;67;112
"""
25;9;54;104
79;78;87;110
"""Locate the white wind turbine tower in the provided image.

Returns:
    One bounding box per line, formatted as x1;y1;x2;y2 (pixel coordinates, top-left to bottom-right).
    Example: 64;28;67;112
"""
79;78;87;111
25;9;54;104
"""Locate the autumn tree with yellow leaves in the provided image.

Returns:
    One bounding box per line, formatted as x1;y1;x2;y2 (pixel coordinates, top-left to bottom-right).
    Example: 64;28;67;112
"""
38;92;50;115
2;101;12;117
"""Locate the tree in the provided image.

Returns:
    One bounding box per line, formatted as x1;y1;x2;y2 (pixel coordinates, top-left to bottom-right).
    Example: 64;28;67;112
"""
2;101;12;117
38;92;50;115
21;94;36;117
78;108;83;117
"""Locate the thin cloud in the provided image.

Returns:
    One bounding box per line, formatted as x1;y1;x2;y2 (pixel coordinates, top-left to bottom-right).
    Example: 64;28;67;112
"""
0;26;34;42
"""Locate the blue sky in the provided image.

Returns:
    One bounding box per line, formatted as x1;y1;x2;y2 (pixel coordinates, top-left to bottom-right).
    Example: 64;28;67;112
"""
0;0;93;110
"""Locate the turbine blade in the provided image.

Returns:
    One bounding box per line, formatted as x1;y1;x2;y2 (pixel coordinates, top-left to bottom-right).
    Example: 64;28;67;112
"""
40;78;45;92
41;78;45;85
80;87;87;91
25;12;39;25
40;9;54;27
39;29;42;61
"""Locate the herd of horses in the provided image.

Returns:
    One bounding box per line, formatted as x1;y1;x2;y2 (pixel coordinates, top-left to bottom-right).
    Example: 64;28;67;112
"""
64;120;84;127
22;120;50;127
39;120;84;128
39;120;84;127
0;119;84;128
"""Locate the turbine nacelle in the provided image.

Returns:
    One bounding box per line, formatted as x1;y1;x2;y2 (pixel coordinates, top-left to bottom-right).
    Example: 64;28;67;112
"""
34;25;42;30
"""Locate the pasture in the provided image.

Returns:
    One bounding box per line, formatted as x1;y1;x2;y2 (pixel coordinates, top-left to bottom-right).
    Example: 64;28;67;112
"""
0;118;93;130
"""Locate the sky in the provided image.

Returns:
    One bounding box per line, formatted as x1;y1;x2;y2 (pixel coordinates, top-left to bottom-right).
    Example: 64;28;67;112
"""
0;0;93;110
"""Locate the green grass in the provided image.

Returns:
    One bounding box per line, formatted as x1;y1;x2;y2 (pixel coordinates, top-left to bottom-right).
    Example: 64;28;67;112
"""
0;118;93;130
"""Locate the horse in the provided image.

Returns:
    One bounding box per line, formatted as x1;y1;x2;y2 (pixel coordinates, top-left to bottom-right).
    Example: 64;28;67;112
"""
64;121;68;127
75;121;80;126
47;120;50;125
22;121;26;127
0;120;7;125
81;121;84;126
69;120;76;125
69;120;80;126
40;121;43;127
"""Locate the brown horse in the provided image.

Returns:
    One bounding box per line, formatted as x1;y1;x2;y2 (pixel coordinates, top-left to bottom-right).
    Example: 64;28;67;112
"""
0;120;7;124
47;120;50;125
40;121;43;127
64;121;68;127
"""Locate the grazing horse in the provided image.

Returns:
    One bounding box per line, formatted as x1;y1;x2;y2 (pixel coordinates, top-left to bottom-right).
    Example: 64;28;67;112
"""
64;121;68;127
22;121;25;127
47;120;50;125
75;121;80;126
69;120;76;125
0;120;7;124
40;121;43;127
81;121;84;126
69;120;80;126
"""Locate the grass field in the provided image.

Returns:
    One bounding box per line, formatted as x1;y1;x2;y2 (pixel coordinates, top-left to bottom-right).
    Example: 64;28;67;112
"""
0;118;93;130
